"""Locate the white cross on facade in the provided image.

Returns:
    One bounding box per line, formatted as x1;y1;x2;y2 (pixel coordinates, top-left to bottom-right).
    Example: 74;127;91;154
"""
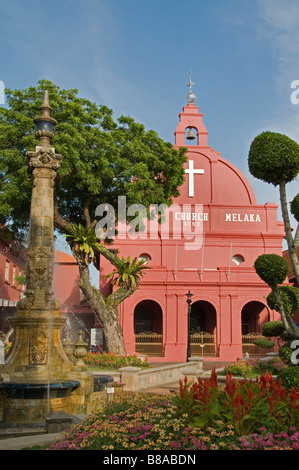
185;160;204;197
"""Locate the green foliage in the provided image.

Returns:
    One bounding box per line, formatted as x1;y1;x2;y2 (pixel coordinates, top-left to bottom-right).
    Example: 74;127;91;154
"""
278;367;299;390
248;131;299;186
290;193;299;223
225;360;253;377
221;358;285;376
64;223;101;264
14;273;26;285
267;286;299;316
252;357;286;375
253;338;275;349
83;352;150;369
254;254;289;288
105;255;149;289
279;342;295;367
262;321;286;338
176;370;299;436
0;79;187;240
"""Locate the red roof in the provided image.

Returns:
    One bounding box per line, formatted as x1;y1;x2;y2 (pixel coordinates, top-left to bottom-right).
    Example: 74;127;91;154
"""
54;250;78;264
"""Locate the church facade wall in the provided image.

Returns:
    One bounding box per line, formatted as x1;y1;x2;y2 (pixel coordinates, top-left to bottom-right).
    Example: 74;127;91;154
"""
99;99;285;363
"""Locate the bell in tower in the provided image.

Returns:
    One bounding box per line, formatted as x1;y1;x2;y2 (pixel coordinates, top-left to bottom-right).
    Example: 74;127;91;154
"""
186;129;196;140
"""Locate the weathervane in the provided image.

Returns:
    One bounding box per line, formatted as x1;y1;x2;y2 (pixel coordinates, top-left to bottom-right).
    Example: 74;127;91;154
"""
186;69;196;104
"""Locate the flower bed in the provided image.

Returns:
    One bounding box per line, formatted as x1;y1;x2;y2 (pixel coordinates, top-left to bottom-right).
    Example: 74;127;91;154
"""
223;358;286;377
83;352;150;369
177;369;299;436
47;370;299;451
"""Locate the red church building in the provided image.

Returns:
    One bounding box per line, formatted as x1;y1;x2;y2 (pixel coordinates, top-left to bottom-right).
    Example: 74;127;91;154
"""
99;82;285;363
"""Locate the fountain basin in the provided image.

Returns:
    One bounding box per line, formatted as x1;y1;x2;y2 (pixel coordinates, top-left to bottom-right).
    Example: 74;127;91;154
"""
93;375;114;392
0;380;80;399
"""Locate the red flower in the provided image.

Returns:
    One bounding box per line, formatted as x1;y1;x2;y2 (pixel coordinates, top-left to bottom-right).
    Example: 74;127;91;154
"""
290;386;298;411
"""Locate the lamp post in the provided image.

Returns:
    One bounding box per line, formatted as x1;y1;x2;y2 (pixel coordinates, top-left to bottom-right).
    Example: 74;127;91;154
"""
185;290;193;361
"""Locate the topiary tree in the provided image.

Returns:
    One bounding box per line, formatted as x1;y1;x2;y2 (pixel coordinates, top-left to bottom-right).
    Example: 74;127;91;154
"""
253;337;275;349
256;320;297;361
254;254;290;288
254;254;299;340
248;131;299;286
261;320;287;339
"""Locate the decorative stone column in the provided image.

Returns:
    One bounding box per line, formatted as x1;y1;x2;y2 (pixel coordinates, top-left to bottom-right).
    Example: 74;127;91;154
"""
0;92;94;426
0;91;74;384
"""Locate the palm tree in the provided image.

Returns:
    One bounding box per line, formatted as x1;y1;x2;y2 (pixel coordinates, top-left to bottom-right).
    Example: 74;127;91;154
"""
105;256;149;290
63;223;150;354
64;223;101;265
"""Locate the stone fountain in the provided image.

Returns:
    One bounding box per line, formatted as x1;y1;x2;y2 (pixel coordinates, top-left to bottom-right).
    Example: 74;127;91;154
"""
0;92;102;430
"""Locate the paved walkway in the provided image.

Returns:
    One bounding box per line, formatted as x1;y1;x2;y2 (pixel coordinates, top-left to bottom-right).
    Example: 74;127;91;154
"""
0;432;61;450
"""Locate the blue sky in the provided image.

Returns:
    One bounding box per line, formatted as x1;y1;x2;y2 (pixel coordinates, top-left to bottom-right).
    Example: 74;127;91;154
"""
0;0;298;250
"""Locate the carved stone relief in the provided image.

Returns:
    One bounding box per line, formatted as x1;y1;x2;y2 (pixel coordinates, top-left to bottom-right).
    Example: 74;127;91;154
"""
29;330;48;365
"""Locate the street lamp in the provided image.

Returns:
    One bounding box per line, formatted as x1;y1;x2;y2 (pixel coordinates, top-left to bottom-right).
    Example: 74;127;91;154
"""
185;290;193;361
33;90;57;147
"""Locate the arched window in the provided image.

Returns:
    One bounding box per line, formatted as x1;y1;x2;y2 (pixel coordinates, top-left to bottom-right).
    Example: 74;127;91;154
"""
138;253;151;264
232;254;245;266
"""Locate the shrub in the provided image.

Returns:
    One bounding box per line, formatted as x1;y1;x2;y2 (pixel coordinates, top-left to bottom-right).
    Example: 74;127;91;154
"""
267;286;299;316
254;254;289;288
278;367;299;390
83;352;150;369
262;321;286;338
225;360;252;377
247;358;285;376
254;338;275;349
279;342;295;367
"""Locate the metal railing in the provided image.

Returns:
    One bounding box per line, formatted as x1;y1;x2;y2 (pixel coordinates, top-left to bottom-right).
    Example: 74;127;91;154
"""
242;332;273;356
135;331;163;356
190;331;216;357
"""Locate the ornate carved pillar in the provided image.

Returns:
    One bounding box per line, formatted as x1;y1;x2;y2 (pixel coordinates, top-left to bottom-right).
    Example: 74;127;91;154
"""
3;91;73;381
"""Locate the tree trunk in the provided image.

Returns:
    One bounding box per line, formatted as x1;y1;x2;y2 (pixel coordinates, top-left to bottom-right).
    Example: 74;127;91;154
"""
77;263;126;355
279;181;299;286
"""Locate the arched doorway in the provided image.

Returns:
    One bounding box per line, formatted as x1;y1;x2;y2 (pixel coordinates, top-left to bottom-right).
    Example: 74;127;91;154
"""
190;300;216;356
134;300;163;356
241;301;272;356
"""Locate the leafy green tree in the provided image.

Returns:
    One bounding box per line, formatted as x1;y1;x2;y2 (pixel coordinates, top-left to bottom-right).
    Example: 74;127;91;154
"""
248;131;299;286
0;79;187;354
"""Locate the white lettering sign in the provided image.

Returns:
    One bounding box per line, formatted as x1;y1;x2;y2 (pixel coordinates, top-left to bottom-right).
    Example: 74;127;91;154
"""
185;160;204;197
175;212;208;221
225;213;261;222
90;328;103;346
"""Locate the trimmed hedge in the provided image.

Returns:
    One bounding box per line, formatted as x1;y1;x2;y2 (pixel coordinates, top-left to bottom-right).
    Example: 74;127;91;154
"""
254;254;289;288
278;366;299;390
